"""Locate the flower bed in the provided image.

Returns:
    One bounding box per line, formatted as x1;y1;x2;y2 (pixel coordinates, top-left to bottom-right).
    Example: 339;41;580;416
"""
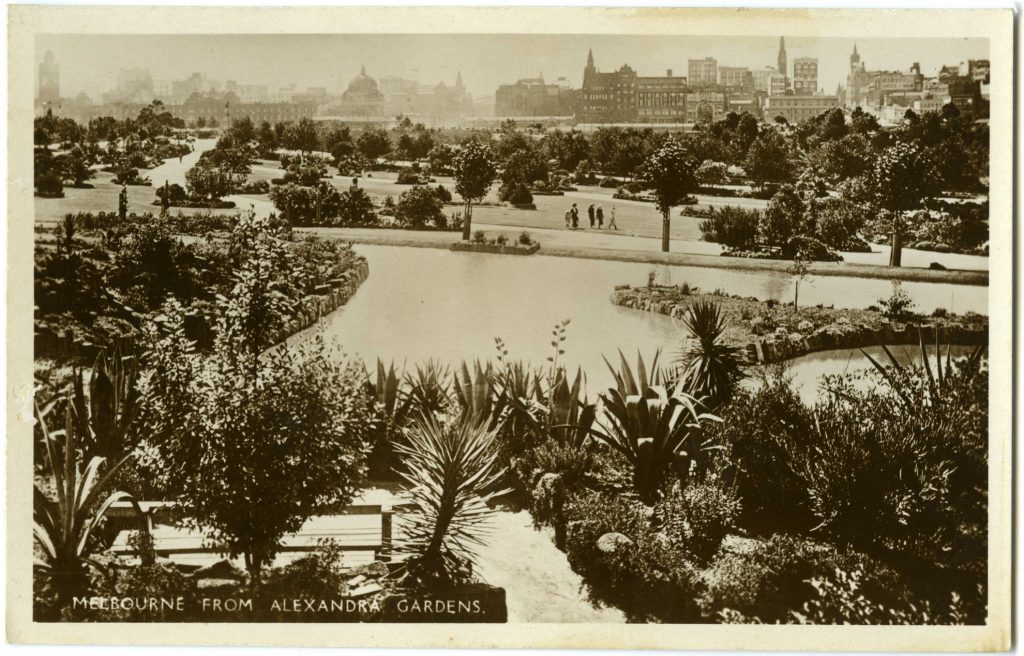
610;284;988;364
451;241;540;256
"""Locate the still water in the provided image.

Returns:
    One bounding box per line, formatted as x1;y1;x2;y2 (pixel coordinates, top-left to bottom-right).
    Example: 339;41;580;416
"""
315;245;987;394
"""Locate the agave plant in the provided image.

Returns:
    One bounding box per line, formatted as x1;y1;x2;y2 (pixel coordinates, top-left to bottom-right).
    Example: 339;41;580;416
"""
71;341;141;460
394;414;510;586
674;299;745;408
369;359;407;425
403;359;452;419
597;351;721;505
34;400;134;602
453;360;496;428
546;367;597;450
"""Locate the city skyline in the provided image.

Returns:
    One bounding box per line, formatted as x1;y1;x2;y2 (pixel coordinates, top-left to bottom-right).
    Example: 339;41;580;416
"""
37;33;988;102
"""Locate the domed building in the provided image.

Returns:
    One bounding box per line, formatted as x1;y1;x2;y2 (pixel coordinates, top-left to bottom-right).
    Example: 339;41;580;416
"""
339;66;385;117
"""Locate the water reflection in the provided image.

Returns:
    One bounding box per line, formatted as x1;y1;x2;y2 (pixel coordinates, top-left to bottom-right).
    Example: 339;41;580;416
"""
315;245;987;392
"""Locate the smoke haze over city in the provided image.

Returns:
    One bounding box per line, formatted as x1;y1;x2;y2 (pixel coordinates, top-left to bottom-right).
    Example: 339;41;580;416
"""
37;33;987;101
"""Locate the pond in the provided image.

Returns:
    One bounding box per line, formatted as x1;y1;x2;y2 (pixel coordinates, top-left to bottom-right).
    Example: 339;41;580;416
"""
314;245;986;393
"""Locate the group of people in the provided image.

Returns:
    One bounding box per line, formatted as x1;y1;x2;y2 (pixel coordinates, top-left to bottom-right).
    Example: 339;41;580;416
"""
564;203;618;230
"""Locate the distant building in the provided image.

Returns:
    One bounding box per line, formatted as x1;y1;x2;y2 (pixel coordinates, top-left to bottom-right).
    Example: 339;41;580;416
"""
764;95;839;123
103;68;154;104
845;44;923;108
687;57;718;87
495;75;575;118
381;73;473;125
580;49;640;123
776;37;788;91
792;57;818;95
685;90;727;124
225;80;270;104
37;50;60;105
753;67;774;95
719;66;752;91
337;66;385;117
637;72;688;123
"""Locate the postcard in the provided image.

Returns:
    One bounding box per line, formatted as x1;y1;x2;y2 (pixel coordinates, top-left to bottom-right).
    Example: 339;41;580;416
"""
7;5;1013;651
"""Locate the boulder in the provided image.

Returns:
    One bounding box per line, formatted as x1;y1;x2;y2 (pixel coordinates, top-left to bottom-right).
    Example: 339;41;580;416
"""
596;532;634;555
193;559;245;581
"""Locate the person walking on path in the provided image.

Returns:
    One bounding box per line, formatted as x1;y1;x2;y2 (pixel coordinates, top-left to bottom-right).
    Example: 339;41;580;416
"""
571;203;580;229
596;205;604;229
608;205;618;230
564;208;572;229
588;204;595;228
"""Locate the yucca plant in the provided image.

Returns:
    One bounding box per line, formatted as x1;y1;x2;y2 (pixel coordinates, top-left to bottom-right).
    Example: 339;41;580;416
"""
394;414;510;586
597;351;721;505
71;341;141;460
403;359;452;419
675;299;745;408
861;329;986;412
34;399;134;603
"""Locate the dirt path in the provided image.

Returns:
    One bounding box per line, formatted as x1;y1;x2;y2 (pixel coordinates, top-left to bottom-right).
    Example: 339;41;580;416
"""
474;510;625;623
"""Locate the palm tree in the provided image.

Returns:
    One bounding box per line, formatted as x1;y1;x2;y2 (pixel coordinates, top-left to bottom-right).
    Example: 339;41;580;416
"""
394;414;509;586
675;299;745;408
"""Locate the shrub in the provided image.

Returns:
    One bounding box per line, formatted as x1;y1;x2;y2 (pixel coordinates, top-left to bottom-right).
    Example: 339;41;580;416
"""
498;180;533;206
434;184;453;203
518;231;533;246
707;372;817;533
659;480;740;562
877;280;915;318
336;187;377;227
396;168;424;185
154;182;188;206
495;233;508;246
597;177;619;188
82;561;200;622
36;172;64;197
472;230;487;244
701;536;909;624
563;490;700;622
699;206;759;250
394;185;445;229
235;179;270;195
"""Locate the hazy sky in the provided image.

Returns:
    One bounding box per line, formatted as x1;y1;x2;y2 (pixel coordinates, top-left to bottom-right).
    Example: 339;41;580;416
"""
36;33;988;100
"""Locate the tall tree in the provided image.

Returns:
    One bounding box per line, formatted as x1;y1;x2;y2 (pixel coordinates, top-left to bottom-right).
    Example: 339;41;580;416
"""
870;141;942;266
452;139;498;241
639;137;698;252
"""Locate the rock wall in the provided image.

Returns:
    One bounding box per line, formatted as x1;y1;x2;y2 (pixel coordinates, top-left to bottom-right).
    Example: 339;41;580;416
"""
610;286;988;365
272;257;369;344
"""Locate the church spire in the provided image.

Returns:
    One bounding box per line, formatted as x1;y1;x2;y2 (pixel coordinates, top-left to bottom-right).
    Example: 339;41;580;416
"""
777;36;787;78
586;48;594;69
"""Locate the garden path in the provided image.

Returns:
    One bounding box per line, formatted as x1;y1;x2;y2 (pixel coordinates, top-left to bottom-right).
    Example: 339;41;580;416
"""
474;510;627;623
147;138;218;188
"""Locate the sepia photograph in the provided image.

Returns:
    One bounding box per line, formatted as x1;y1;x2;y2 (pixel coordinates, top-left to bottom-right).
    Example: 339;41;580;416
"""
7;4;1013;651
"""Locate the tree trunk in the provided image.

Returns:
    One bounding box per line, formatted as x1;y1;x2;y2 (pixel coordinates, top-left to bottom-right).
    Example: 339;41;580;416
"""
794;280;799;311
461;201;473;241
889;213;903;267
661;210;671;253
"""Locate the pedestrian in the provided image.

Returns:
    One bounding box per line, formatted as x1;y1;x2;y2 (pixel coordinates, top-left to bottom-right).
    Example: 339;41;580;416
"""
178;155;182;163
596;205;604;229
588;204;595;228
571;203;579;229
608;205;618;230
564;208;571;229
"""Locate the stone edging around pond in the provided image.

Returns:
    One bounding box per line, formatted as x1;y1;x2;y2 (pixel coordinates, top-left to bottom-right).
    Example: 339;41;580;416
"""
450;241;541;256
610;284;988;365
272;257;369;343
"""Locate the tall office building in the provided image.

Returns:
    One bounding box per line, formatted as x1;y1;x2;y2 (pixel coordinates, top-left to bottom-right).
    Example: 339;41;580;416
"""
793;57;818;95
